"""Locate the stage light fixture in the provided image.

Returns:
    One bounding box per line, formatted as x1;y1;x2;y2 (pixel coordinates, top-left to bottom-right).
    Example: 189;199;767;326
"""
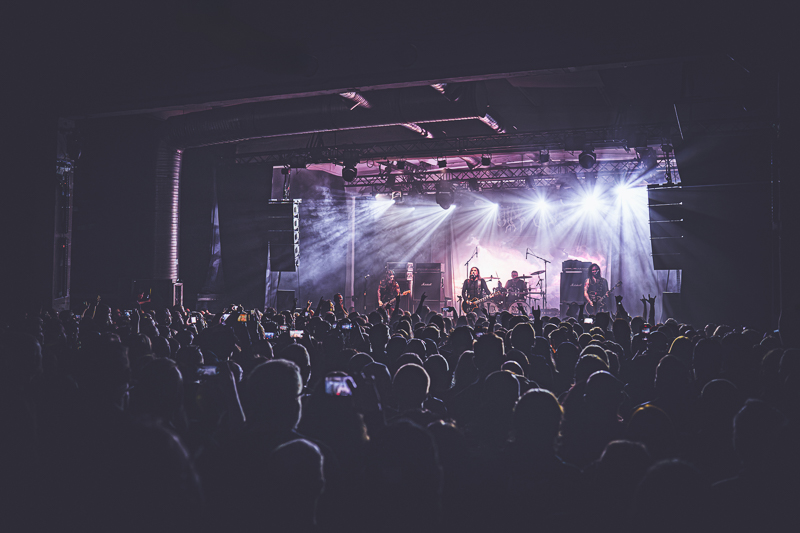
342;167;357;182
534;198;549;211
578;147;596;169
525;175;536;189
396;160;406;170
438;158;447;168
435;181;454;210
341;150;360;182
481;154;491;166
538;150;550;164
468;178;480;191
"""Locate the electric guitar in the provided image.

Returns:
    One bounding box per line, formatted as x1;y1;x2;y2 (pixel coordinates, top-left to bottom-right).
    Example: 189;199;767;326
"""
381;290;411;308
462;291;502;313
586;281;622;314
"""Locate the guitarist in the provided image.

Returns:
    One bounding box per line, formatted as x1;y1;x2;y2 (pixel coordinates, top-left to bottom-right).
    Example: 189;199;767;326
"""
584;263;610;313
378;270;401;309
461;266;490;313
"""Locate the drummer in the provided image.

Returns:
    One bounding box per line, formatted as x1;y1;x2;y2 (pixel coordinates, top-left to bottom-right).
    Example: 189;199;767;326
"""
504;271;528;303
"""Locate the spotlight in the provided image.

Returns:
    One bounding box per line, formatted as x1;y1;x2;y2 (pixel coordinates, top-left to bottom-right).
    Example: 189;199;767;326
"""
435;181;454;210
481;154;491;166
534;198;548;211
578;146;596;169
396;160;406;170
580;191;599;210
342;150;360;182
342;167;357;182
438;158;447;168
538;150;550;164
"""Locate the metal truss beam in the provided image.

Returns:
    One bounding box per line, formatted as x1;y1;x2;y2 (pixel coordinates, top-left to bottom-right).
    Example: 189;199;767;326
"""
346;159;678;194
232;118;771;167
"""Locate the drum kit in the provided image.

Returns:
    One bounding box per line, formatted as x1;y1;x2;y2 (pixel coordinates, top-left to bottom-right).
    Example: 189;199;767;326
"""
484;270;546;315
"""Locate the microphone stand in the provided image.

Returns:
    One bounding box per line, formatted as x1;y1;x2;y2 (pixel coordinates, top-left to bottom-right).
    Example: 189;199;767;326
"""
525;248;551;310
464;247;478;278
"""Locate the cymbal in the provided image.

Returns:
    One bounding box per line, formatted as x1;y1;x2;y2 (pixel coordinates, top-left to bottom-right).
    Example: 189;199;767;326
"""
530;270;545;275
485;276;500;280
516;275;532;279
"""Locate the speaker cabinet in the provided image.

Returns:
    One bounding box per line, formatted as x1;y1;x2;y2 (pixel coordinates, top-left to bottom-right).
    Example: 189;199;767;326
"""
661;292;682;323
276;290;296;312
413;271;442;312
267;200;300;272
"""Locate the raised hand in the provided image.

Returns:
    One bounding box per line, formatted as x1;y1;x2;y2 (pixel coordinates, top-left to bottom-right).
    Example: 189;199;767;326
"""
647;294;656;306
532;305;541;321
615;295;623;305
640;295;647;306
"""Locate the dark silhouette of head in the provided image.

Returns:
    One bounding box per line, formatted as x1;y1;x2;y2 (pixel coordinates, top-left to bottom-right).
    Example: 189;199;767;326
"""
278;343;311;386
584;370;624;419
733;398;788;471
365;421;442;531
268;438;325;530
574;354;609;384
473;333;505;377
244;359;303;431
131;358;184;419
423;354;450;395
513;388;562;449
632;459;710;533
393;363;431;412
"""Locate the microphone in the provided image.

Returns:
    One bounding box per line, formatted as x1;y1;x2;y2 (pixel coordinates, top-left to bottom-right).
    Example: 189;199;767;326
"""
476;247;479;258
525;248;530;258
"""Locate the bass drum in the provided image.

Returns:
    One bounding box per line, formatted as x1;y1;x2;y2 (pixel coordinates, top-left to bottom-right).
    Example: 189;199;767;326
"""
485;301;502;315
506;301;530;316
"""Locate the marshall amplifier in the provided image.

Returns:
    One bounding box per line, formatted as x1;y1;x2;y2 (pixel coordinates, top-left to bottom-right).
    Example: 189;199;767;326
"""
415;262;442;273
413;271;442;312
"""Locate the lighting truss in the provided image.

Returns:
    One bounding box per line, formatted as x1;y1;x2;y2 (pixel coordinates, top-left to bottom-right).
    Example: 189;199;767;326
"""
345;159;678;194
232;118;770;167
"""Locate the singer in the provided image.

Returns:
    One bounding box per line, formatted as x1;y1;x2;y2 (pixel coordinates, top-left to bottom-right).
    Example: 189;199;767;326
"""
461;266;490;312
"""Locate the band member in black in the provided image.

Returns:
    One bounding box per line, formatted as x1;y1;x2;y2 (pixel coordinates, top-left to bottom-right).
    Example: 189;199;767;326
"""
504;270;528;304
584;263;610;313
378;270;400;308
462;266;490;312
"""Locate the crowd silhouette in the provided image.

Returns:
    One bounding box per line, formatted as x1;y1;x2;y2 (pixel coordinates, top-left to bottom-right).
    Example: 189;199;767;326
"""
1;293;798;532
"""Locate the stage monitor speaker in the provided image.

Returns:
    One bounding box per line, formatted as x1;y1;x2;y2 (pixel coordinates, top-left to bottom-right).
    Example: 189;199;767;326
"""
267;200;300;272
132;279;183;309
276;290;295;312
